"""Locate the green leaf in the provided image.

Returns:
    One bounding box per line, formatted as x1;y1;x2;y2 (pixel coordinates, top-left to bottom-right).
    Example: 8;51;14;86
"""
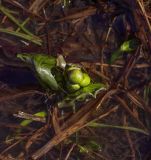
88;122;149;135
17;53;33;63
69;83;106;98
58;83;107;108
85;140;102;151
20;119;32;127
78;145;89;153
20;111;47;127
120;39;140;52
8;111;47;143
34;111;47;117
110;49;122;64
17;53;59;91
110;38;140;64
78;140;102;153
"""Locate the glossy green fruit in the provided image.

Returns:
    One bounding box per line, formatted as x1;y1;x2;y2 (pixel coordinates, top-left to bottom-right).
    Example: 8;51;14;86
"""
68;69;83;84
67;83;80;92
79;73;91;87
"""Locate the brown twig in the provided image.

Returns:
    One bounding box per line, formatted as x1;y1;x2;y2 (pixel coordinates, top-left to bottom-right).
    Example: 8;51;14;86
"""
13;111;46;123
31;92;105;159
115;95;147;130
123;115;136;160
64;143;76;160
31;89;118;159
0;90;45;103
1;136;28;155
29;0;49;14
136;0;151;33
25;126;47;151
54;6;97;22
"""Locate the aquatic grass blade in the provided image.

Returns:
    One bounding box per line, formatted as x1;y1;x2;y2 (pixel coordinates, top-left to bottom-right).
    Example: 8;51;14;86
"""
88;122;149;135
16;17;31;32
0;28;42;45
0;5;33;36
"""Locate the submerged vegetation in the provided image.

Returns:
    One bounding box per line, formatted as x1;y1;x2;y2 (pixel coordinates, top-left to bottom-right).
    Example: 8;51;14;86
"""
0;0;151;160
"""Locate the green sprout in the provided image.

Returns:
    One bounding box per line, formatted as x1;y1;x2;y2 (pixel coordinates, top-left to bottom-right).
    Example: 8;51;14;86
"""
120;39;140;52
110;38;141;64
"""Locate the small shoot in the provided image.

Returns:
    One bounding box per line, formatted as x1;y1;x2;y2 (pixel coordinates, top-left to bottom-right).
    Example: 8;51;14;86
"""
110;38;140;64
78;140;102;154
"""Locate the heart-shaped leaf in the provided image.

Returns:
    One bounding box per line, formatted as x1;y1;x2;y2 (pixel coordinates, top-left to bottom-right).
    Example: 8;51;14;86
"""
17;53;59;91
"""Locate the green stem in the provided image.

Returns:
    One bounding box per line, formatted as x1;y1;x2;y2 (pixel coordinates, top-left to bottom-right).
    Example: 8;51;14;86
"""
1;7;18;14
110;49;123;64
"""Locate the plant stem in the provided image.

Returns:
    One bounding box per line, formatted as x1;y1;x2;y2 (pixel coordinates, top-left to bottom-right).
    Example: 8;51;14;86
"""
16;17;31;32
0;28;42;45
0;5;33;36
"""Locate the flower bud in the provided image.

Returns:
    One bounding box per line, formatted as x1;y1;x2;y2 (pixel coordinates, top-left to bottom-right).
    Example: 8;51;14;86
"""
66;83;80;92
79;73;91;87
68;68;83;84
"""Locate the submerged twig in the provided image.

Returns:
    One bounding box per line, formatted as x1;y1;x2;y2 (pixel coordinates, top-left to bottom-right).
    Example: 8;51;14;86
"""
55;6;97;22
64;143;76;160
124;115;136;160
0;90;45;103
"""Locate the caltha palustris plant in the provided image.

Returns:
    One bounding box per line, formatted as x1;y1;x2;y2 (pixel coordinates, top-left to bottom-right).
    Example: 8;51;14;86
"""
17;53;107;110
14;53;107;129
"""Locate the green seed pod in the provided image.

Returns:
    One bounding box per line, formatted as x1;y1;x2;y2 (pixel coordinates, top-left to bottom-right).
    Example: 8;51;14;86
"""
79;73;91;87
67;83;80;92
68;69;83;84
